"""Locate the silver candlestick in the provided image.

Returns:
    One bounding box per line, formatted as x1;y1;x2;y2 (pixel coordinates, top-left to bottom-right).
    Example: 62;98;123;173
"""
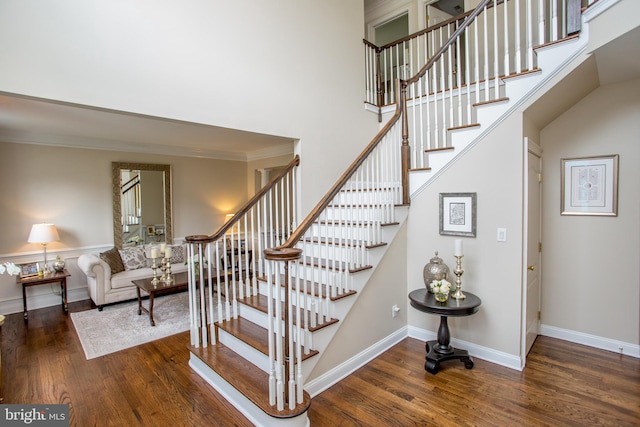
150;257;160;287
451;255;466;299
161;256;173;284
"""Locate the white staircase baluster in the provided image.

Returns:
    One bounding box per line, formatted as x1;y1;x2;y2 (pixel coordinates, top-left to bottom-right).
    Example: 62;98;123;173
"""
526;0;534;71
515;0;522;74
503;0;510;81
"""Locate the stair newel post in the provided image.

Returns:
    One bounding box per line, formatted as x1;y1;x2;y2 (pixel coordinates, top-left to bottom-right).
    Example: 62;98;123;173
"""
400;79;411;205
264;246;303;410
185;234;214;348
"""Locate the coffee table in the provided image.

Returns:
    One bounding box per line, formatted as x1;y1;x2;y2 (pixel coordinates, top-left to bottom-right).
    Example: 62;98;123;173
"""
133;272;189;326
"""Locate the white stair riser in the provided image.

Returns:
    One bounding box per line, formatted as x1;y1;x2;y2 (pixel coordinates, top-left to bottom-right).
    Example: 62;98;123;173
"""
308;223;382;243
295;243;370;264
334;190;399;205
324;206;395;223
218;328;270;373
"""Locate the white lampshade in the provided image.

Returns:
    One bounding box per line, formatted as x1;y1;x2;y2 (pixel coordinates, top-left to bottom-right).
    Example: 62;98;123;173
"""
28;223;60;244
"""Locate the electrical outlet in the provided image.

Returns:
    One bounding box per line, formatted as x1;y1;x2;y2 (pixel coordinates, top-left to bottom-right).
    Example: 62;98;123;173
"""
392;304;400;318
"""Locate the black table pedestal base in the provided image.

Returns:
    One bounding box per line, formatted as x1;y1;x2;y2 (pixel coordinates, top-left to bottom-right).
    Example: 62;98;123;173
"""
424;339;474;374
409;289;481;375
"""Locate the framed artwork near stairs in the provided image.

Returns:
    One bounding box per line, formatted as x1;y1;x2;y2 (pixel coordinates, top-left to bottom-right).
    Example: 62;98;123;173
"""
561;155;618;216
439;193;477;237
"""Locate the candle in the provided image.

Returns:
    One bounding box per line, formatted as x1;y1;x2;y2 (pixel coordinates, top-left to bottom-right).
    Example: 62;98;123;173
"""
151;248;159;259
160;243;166;254
164;246;172;258
454;239;463;257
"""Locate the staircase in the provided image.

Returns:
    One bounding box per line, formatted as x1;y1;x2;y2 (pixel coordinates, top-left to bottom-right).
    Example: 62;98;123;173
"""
185;1;601;425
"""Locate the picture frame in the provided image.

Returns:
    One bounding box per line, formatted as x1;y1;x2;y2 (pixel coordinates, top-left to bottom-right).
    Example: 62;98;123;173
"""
19;262;40;278
561;155;618;216
439;193;477;237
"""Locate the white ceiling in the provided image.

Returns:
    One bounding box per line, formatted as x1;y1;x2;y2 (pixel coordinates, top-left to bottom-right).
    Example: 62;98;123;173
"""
0;94;295;161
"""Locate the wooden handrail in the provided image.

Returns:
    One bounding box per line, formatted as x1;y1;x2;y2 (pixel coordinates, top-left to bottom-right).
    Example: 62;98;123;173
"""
271;0;495;253
185;155;300;244
366;0;501;52
273;107;403;252
405;0;492;86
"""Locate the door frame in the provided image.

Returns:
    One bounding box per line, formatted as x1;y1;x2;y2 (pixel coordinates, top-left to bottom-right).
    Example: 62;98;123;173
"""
521;137;543;368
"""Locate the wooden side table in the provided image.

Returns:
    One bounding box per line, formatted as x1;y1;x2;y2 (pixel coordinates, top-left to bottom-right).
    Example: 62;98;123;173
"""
17;269;70;321
409;288;481;374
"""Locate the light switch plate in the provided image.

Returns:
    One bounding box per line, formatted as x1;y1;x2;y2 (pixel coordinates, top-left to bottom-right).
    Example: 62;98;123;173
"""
497;228;507;242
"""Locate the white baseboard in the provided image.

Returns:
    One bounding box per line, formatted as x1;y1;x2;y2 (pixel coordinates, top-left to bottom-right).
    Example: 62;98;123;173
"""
0;288;89;316
407;325;524;371
304;326;408;397
540;324;640;359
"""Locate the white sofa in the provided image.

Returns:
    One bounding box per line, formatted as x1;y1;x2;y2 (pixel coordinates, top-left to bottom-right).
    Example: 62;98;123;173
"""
78;246;187;310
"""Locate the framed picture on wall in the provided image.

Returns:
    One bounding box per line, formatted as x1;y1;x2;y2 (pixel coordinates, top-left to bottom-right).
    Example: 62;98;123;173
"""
561;154;618;216
439;193;477;237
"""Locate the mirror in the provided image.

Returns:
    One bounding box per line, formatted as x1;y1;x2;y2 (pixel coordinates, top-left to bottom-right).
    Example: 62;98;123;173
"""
112;162;172;249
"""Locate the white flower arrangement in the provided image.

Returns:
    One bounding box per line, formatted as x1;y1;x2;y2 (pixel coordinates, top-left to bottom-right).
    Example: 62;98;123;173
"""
430;279;451;295
0;262;21;276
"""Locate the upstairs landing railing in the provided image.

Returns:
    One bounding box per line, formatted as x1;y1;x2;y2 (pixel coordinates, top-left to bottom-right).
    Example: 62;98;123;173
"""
366;0;584;169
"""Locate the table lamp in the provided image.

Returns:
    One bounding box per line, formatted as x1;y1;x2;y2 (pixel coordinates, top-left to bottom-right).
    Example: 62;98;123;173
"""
28;223;60;274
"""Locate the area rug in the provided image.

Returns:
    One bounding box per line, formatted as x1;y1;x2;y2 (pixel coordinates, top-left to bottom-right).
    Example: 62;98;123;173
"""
71;292;192;360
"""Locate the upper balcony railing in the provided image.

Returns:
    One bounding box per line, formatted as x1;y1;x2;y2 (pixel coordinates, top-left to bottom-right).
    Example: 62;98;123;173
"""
365;0;591;112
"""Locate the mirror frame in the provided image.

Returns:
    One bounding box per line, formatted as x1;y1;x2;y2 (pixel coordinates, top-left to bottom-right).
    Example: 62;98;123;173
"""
112;162;172;249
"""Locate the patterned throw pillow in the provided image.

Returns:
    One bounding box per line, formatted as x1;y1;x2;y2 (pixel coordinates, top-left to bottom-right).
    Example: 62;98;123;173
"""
99;247;125;274
119;246;147;270
168;245;185;264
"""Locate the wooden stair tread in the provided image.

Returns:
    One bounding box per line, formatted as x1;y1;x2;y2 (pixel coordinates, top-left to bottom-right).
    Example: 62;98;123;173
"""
240;294;340;331
339;186;400;192
448;123;480;132
190;343;311;419
473;97;509;107
301;236;387;249
216;317;319;362
257;275;358;302
297;256;373;274
326;203;400;208
424;146;455;153
316;219;399;227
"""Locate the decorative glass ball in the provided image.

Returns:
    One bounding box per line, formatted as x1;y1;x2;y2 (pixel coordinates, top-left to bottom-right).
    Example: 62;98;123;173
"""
423;251;450;292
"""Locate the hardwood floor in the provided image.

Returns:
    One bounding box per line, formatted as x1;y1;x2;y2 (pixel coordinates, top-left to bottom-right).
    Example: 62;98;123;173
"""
2;300;639;426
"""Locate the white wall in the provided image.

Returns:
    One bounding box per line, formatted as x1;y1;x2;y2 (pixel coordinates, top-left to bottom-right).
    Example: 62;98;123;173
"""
0;0;378;217
407;113;525;358
308;222;408;381
540;79;640;346
0;141;249;313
